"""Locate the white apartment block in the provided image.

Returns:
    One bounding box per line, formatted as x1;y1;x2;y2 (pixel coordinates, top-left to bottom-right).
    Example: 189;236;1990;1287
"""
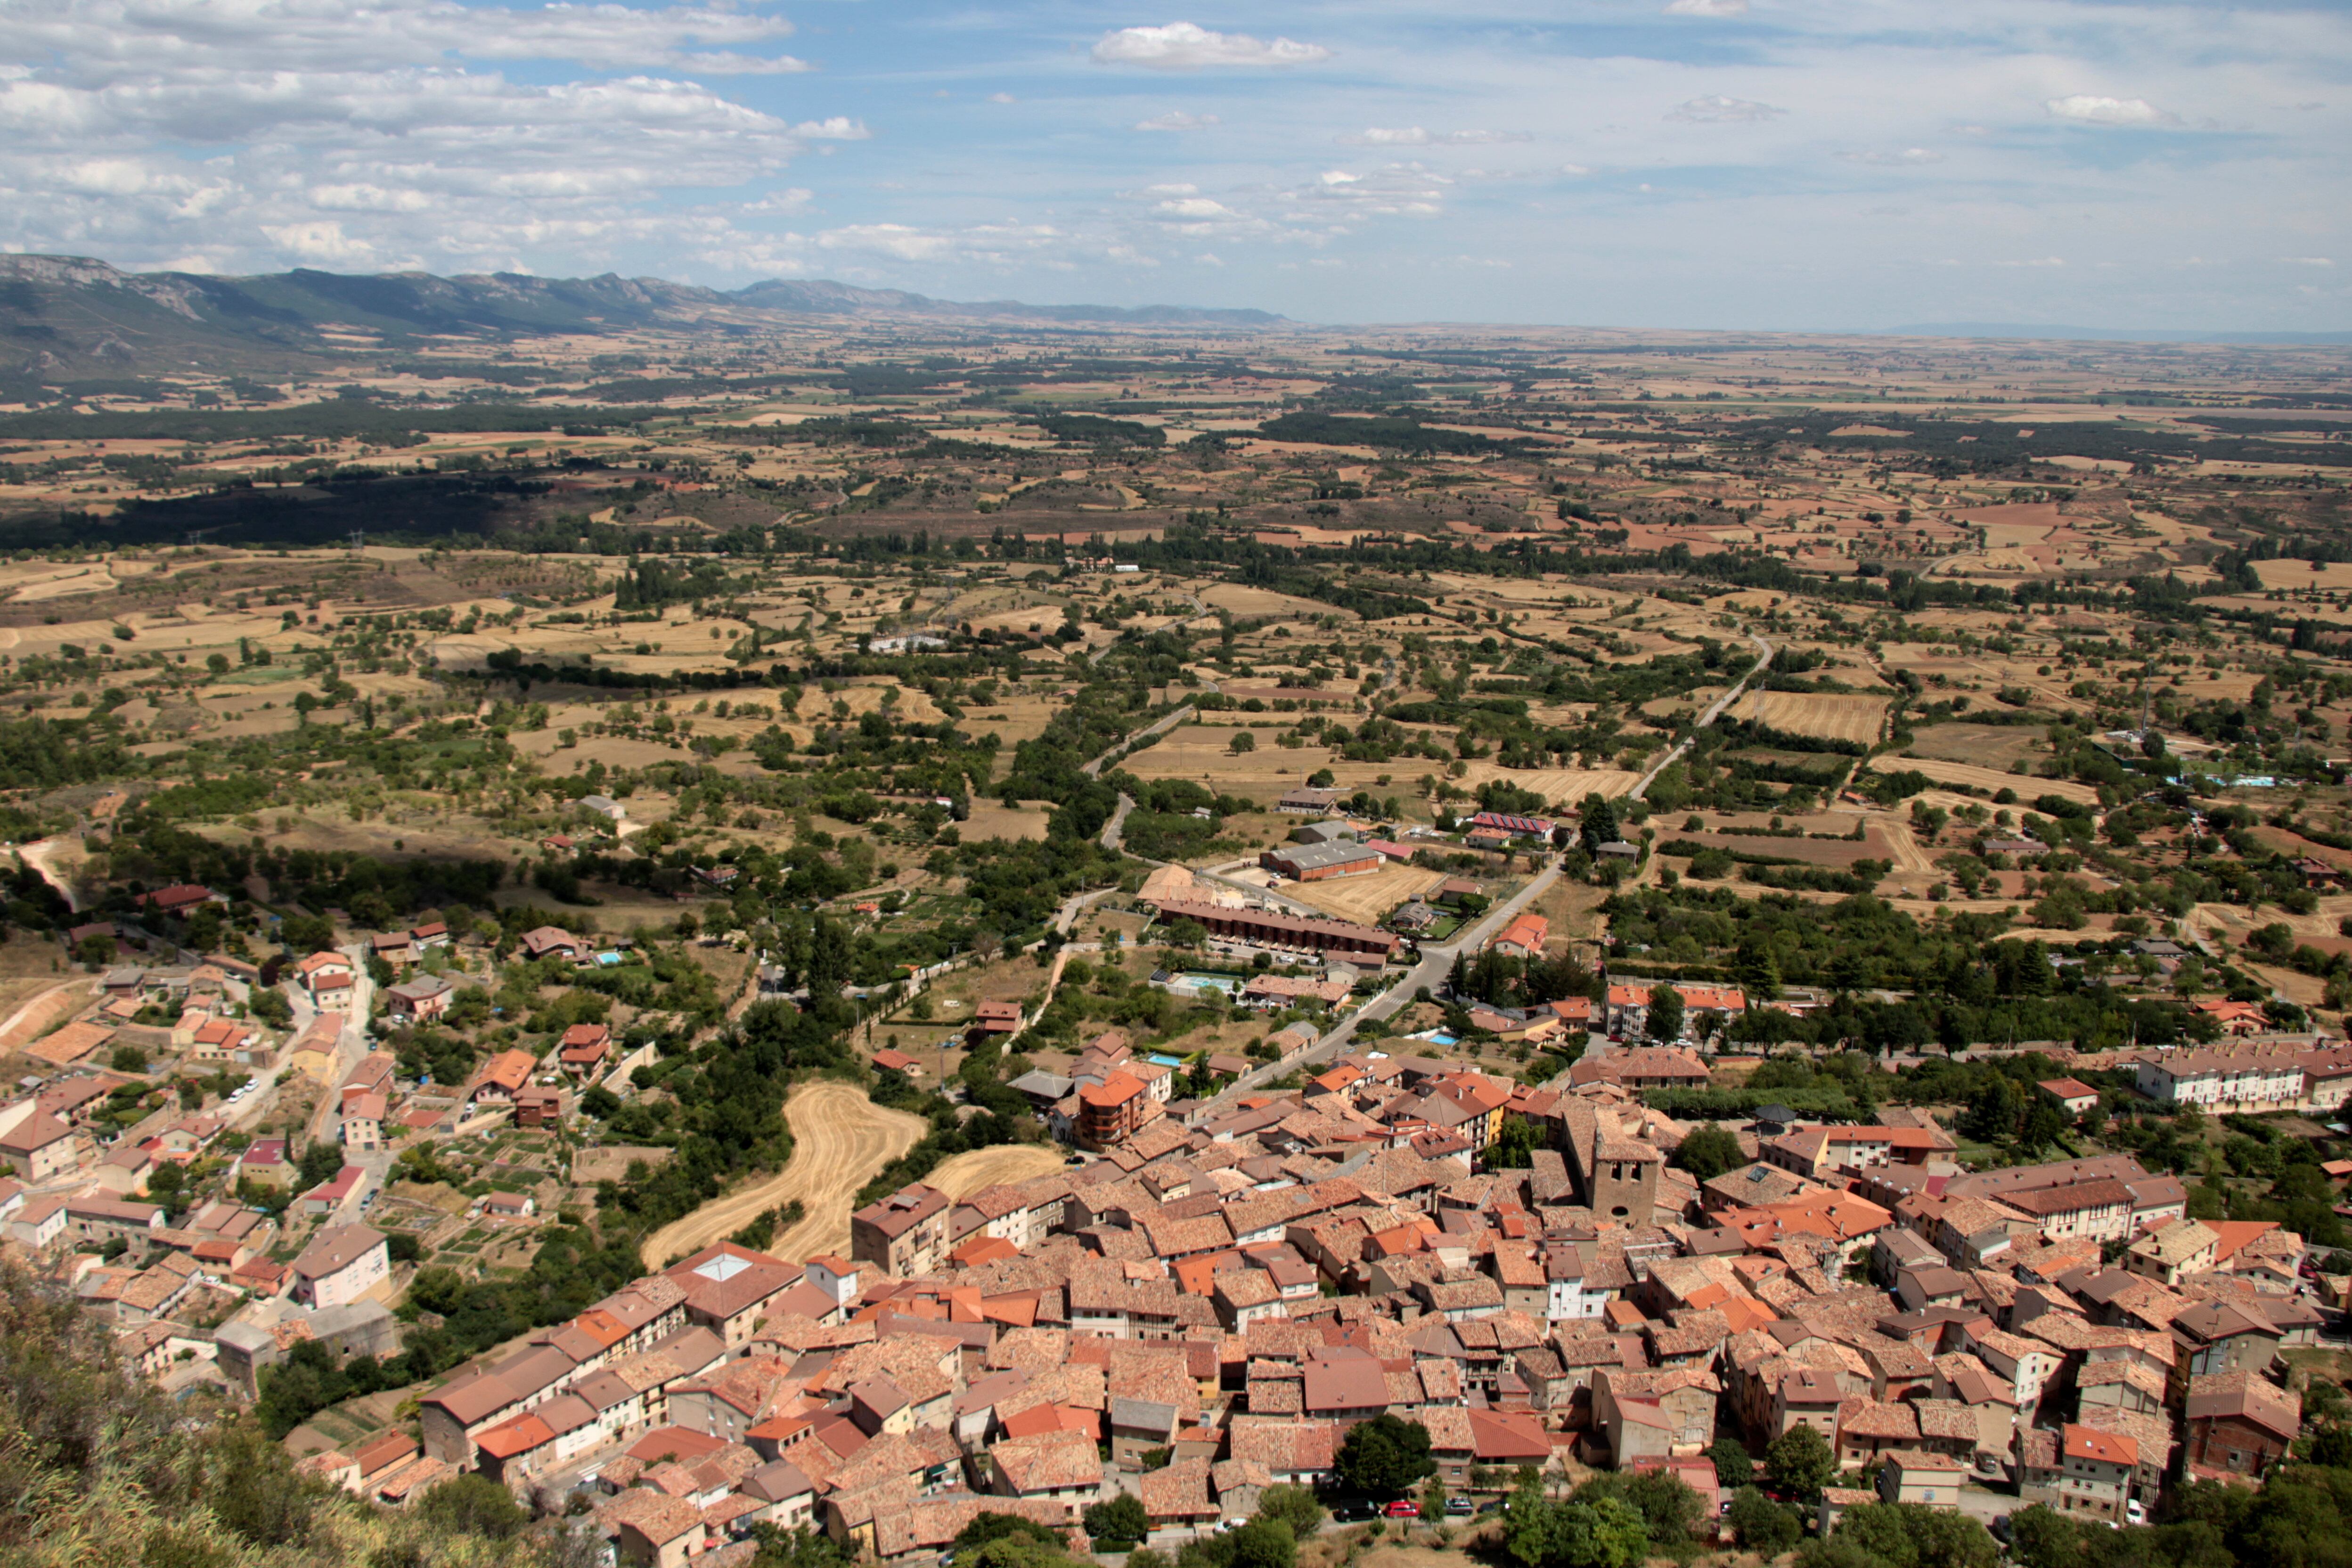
2132;1048;2307;1112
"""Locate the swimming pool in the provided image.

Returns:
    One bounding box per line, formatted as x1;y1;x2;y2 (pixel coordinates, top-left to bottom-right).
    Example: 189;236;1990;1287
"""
1146;1053;1186;1067
1174;972;1243;995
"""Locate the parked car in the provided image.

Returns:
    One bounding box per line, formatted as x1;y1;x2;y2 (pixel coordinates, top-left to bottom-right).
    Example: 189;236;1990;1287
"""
2126;1500;2146;1526
1445;1498;1473;1516
1385;1501;1419;1519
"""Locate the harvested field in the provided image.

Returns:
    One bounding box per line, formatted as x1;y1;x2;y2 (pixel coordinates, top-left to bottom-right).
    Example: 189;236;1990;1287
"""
571;1145;674;1184
1453;764;1647;804
637;1079;924;1270
1902;724;2046;771
1686;830;1894;866
1871;756;2100;806
960;801;1053;842
1282;864;1446;925
925;1143;1066;1202
1121;723;1404;798
1201;583;1343;620
1725;690;1887;745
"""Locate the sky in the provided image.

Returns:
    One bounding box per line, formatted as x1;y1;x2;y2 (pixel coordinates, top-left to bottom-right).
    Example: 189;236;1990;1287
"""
0;0;2346;329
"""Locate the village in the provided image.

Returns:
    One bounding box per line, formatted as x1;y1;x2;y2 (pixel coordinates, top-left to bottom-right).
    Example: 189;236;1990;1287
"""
1;784;2340;1568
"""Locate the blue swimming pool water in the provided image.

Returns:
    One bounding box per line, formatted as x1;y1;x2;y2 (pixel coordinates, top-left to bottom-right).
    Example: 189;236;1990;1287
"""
1175;972;1242;995
1146;1053;1185;1067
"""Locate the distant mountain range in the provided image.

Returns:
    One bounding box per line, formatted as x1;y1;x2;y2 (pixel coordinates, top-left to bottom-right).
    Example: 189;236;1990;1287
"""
1887;321;2352;345
0;255;1285;381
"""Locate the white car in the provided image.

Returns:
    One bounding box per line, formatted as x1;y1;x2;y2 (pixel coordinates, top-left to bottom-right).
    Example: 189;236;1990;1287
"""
2125;1500;2146;1526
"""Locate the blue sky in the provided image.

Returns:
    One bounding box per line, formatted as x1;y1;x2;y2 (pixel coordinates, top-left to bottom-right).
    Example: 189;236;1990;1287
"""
0;0;2345;328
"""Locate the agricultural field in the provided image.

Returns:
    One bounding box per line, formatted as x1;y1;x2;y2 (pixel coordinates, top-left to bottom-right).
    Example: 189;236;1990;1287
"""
637;1080;926;1269
1282;865;1448;925
1900;723;2049;772
1725;691;1889;745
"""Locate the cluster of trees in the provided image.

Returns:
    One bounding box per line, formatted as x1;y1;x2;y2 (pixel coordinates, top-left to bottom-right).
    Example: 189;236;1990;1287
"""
1604;884;2200;1054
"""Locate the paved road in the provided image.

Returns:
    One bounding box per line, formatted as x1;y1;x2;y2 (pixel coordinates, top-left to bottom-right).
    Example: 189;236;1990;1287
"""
1632;633;1772;800
1101;794;1135;852
1201;857;1567;1107
1082;702;1197;780
296;943;375;1144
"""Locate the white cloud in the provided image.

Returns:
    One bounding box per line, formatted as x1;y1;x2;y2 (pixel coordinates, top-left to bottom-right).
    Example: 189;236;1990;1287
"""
1664;0;1748;15
810;219;1147;272
1991;256;2066;267
1090;23;1331;70
261;219;374;262
0;0;808;77
1838;147;1944;165
1281;164;1449;217
2045;95;2170;126
1135;111;1218;131
790;117;870;140
988;91;1016;104
817;223;956;262
2283;256;2336;266
1667;95;1787;122
1156;196;1235;218
1339;127;1531;146
308;181;433;212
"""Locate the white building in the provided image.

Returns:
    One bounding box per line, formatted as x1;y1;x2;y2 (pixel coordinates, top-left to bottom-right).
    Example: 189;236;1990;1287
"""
293;1224;389;1311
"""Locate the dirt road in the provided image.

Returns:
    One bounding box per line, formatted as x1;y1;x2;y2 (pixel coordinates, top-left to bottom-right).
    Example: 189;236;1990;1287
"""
637;1079;926;1270
16;840;83;914
925;1143;1066;1202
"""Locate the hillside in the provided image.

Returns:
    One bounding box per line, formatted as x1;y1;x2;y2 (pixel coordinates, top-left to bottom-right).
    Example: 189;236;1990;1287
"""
0;255;1284;383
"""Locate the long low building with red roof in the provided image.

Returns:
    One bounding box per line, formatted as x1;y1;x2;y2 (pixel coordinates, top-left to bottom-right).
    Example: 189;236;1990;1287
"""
1143;899;1401;961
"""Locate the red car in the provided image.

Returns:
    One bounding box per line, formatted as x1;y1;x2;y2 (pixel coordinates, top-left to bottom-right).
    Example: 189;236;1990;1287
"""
1385;1501;1420;1518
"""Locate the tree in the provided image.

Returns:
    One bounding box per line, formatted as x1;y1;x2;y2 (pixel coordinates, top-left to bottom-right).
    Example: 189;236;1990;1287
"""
1579;794;1620;857
2018;1098;2066;1152
1611;1470;1702;1546
1645;984;1685;1043
1550;1496;1649;1568
2004;1505;2079;1568
1255;1484;1324;1538
1675;1123;1743;1182
1203;1519;1295;1568
109;1044;148;1074
1084;1494;1148;1546
953;1513;1066;1554
1335;1413;1436;1499
1230;732;1256;755
295;1139;344;1190
1725;1487;1799;1554
1764;1423;1836;1503
1829;1501;1998;1568
418;1473;531;1540
1503;1473;1652;1568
